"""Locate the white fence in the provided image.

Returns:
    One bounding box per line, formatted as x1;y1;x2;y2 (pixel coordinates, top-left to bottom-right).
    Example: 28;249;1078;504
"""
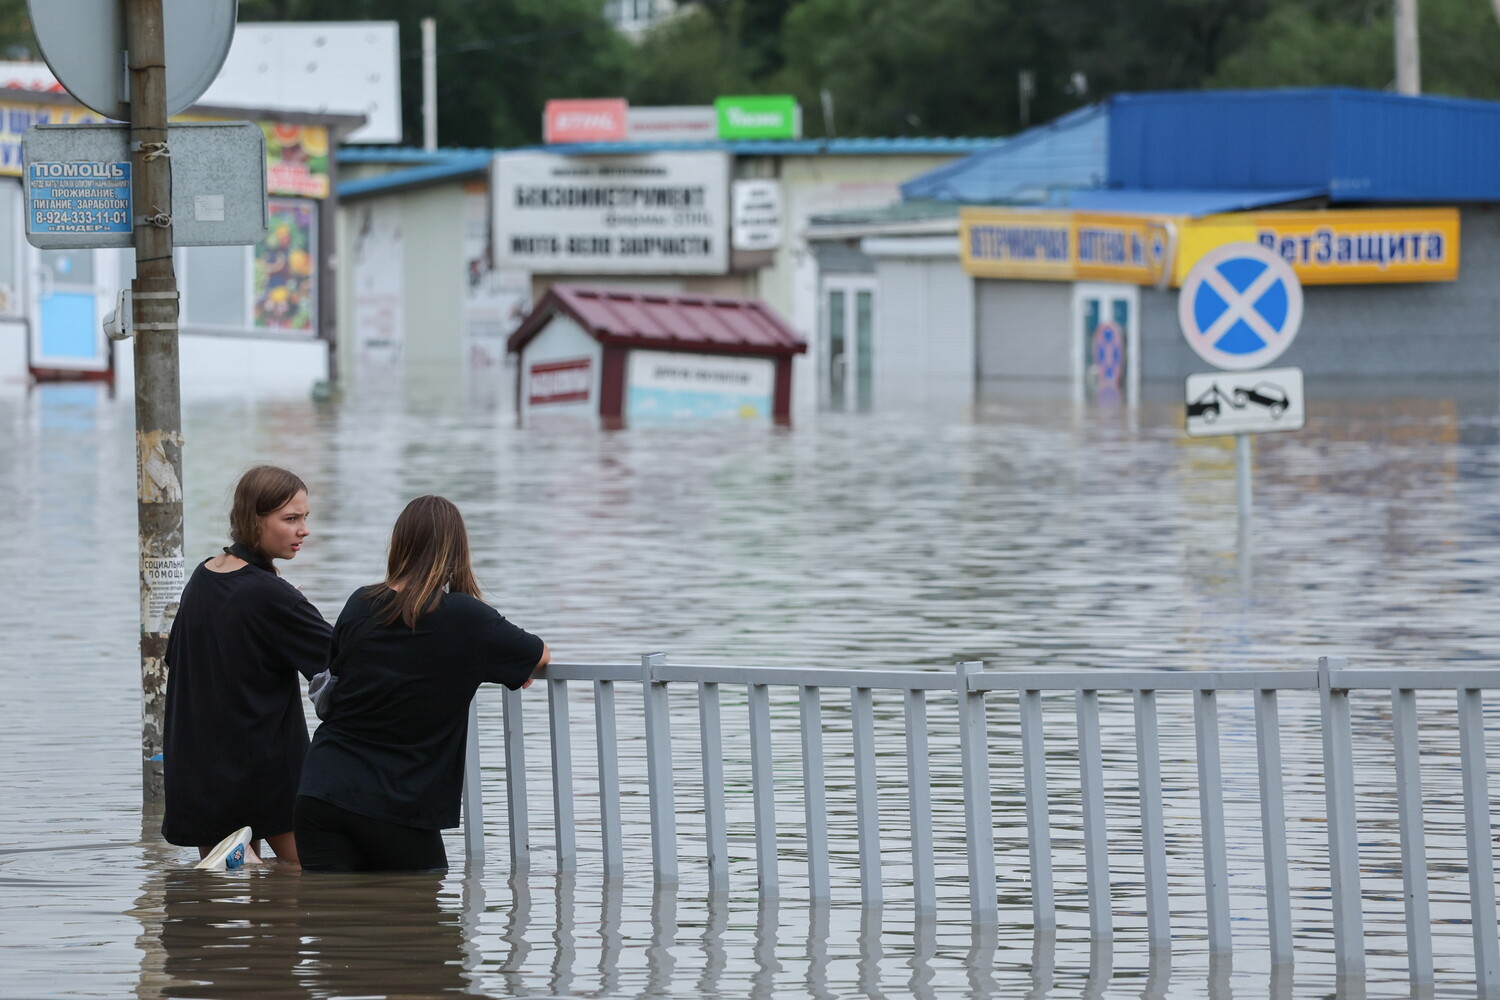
460;655;1499;996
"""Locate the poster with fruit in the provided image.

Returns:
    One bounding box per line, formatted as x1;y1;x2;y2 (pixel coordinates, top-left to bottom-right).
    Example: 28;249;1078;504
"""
254;199;317;331
262;122;330;199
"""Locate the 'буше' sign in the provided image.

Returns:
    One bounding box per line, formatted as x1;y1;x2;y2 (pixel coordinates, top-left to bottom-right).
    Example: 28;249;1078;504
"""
26;159;131;234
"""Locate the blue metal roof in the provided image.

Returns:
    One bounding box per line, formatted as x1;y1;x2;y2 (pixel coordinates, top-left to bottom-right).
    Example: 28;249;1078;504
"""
338;137;1000;200
1108;88;1500;202
899;104;1105;203
339;152;492;200
1060;186;1326;217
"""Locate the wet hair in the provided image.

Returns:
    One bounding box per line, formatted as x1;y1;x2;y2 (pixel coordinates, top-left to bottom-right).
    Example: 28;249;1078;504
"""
228;465;308;569
370;495;481;629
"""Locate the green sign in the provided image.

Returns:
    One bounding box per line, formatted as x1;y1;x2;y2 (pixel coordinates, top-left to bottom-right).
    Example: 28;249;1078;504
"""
715;96;801;140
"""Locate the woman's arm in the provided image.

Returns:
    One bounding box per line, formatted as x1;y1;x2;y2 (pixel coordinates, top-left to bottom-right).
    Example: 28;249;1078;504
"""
521;642;551;689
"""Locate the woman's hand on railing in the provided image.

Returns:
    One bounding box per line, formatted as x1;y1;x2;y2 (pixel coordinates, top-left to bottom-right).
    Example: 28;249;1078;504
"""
522;643;552;689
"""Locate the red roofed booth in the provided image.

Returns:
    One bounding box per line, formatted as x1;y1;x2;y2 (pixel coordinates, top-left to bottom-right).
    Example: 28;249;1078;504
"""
507;284;807;427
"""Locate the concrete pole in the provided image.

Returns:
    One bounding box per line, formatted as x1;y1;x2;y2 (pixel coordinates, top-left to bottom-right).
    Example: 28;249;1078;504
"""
422;18;437;151
1395;0;1421;96
126;0;184;809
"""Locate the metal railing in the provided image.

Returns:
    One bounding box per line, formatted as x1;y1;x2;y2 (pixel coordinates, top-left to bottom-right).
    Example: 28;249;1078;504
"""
459;655;1500;996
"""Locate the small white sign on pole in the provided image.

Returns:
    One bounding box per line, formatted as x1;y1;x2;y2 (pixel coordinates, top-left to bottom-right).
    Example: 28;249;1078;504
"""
1185;366;1305;437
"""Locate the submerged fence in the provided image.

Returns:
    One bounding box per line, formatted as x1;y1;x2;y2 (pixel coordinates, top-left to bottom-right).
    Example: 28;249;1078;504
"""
460;655;1499;994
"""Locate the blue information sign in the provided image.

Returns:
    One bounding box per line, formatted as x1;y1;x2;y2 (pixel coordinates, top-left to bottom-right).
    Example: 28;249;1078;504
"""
26;161;132;235
1177;242;1303;371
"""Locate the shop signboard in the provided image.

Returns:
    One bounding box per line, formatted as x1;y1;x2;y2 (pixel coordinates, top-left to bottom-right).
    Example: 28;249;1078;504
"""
732;179;782;251
961;205;1461;287
544;98;628;144
490;150;730;274
960;208;1076;281
1174;207;1459;285
627;105;717;143
625;349;774;422
715;96;800;140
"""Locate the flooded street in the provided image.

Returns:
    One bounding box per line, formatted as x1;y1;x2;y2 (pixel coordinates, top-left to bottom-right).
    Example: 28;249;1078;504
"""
2;374;1498;999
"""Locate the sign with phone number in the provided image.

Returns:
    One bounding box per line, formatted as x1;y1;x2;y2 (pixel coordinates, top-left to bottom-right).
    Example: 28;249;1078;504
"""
26;160;132;234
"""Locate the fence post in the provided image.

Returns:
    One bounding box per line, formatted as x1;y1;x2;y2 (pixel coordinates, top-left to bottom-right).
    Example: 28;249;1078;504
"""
1254;688;1293;966
1076;688;1112;940
1194;688;1231;953
851;685;881;908
800;686;830;902
1390;686;1432;987
503;686;529;869
463;696;484;861
957;661;997;925
1132;689;1168;949
548;677;575;871
699;681;730;893
1318;655;1364;976
749;682;779;897
1457;687;1500;995
641;652;677;884
1020;688;1055;932
594;679;622;878
905;688;936;914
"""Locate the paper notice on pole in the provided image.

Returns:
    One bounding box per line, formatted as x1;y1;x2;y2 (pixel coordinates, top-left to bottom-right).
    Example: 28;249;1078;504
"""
141;556;186;634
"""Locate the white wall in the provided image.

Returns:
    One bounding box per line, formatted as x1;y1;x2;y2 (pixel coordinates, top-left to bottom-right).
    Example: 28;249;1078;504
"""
114;332;328;399
518;314;604;423
0;319;27;395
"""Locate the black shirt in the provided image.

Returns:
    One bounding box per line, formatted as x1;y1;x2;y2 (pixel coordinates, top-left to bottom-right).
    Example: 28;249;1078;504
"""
161;559;332;846
298;589;544;830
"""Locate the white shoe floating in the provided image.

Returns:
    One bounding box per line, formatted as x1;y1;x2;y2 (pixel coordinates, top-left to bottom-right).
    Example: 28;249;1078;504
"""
194;826;261;870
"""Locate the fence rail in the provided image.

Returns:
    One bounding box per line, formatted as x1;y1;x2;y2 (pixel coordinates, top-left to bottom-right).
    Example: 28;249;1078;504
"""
460;655;1500;996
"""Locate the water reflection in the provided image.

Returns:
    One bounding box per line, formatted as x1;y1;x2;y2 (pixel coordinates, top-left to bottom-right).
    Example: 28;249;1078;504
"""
5;375;1500;999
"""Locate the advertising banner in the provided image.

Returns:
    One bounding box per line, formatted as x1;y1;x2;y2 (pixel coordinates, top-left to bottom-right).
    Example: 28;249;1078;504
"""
263;122;330;198
544;98;628;144
491;151;730;274
254;198;316;331
626;349;774;422
715;96;800;140
0;99;105;176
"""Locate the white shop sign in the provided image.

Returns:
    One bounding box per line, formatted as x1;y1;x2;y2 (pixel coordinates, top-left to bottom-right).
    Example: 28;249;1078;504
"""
491;151;730;274
626;349;774;422
732;179;782;251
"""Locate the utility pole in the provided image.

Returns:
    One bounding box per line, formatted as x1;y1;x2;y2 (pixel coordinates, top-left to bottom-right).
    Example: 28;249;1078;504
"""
422;18;437;152
126;0;184;809
1395;0;1421;95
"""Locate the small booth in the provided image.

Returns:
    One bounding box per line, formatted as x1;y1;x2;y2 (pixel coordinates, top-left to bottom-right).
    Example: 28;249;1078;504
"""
507;284;806;427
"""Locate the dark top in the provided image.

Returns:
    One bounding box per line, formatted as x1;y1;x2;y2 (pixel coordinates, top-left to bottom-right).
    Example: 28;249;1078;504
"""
298;589;544;830
161;559;333;846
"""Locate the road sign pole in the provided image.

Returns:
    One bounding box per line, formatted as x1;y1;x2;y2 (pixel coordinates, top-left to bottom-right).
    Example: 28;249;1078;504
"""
127;0;183;810
1235;433;1253;524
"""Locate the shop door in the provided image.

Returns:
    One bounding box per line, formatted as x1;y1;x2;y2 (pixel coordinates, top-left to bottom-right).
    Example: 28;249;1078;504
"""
823;276;875;412
1071;283;1139;406
30;248;111;373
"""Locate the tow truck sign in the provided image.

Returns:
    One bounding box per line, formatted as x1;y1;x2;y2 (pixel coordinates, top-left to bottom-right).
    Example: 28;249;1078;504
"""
1185;366;1305;437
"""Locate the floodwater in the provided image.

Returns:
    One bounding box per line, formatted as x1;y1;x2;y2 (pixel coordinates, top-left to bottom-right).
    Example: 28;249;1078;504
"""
1;371;1498;1000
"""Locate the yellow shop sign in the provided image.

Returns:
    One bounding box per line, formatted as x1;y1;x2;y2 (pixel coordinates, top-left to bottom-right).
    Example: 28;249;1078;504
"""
962;205;1461;286
1175;208;1459;285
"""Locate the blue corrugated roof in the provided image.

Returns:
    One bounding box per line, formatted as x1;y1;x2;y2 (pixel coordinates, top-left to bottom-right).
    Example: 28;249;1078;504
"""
899;105;1105;203
1109;88;1500;202
1060;186;1326;216
339;152;493;200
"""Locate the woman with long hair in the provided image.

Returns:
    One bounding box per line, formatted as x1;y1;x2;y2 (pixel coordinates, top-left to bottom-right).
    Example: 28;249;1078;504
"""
295;495;549;872
162;465;333;865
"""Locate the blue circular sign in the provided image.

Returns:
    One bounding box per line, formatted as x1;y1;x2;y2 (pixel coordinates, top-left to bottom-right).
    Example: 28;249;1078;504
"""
1092;320;1123;388
1178;242;1303;371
